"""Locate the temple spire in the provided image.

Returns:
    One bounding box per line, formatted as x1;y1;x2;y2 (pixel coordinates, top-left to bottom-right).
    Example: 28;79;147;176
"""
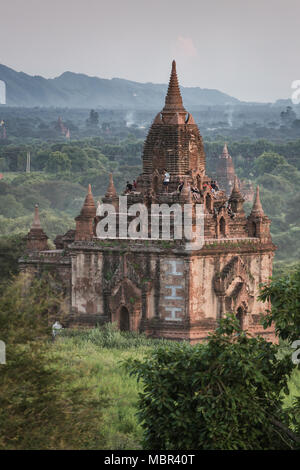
31;204;42;229
229;176;245;213
25;204;48;251
105;173;117;199
79;184;96;217
75;184;96;241
162;60;186;114
230;176;243;198
221;143;230;158
251;186;264;216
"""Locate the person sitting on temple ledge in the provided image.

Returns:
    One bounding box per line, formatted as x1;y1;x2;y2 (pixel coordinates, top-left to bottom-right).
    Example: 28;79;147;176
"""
163;169;170;192
177;181;184;193
211;180;219;191
125;181;133;193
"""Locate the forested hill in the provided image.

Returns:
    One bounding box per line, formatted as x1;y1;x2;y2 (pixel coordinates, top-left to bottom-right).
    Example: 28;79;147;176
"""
0;64;240;108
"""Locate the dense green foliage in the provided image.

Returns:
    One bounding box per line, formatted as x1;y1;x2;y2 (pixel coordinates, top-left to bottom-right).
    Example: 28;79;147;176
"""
259;264;300;438
0;276;172;450
259;264;300;343
0;234;26;286
0;274;108;449
61;322;175;350
126;315;298;450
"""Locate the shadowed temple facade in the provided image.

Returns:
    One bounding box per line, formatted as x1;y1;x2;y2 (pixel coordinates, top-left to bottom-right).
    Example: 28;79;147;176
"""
20;61;276;342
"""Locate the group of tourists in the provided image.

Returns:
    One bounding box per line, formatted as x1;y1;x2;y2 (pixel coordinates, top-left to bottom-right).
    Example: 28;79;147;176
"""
203;180;220;193
177;178;220;199
124;171;221;200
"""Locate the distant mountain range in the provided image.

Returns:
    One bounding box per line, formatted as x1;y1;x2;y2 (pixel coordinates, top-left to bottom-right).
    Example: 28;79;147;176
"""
0;64;241;109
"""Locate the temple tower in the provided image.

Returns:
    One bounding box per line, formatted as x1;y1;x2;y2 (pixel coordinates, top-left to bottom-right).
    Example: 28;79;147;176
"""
216;143;236;196
141;60;206;194
216;143;254;202
25;205;48;252
247;186;272;242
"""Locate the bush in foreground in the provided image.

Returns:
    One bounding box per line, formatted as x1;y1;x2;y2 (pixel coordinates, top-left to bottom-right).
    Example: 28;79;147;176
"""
126;315;298;450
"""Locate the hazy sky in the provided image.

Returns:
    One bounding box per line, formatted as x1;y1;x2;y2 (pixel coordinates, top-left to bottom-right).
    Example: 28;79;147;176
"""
1;0;300;102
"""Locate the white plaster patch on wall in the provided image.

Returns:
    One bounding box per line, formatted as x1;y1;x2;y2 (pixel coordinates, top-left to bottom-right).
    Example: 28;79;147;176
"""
165;306;183;321
165;285;183;300
165;259;183;276
163;259;185;322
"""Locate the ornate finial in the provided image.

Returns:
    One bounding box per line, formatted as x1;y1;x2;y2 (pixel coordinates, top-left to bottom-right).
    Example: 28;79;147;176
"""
79;184;96;217
105;173;117;199
251;185;264;216
162;60;186;113
32;204;42;229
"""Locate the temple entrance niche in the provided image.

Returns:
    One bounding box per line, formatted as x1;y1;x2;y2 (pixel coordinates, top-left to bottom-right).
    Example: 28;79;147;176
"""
205;193;213;212
119;306;130;331
109;278;142;332
236;305;249;330
219;217;226;237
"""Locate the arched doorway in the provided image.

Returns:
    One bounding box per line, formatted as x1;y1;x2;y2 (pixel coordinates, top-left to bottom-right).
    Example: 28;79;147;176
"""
219;217;226;237
119;306;130;331
236;306;244;329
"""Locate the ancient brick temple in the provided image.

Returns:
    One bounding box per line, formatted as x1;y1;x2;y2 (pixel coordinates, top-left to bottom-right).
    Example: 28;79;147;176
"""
20;61;276;342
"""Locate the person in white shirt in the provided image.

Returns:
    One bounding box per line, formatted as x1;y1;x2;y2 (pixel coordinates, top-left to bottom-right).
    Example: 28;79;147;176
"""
52;321;63;340
163;169;170;192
